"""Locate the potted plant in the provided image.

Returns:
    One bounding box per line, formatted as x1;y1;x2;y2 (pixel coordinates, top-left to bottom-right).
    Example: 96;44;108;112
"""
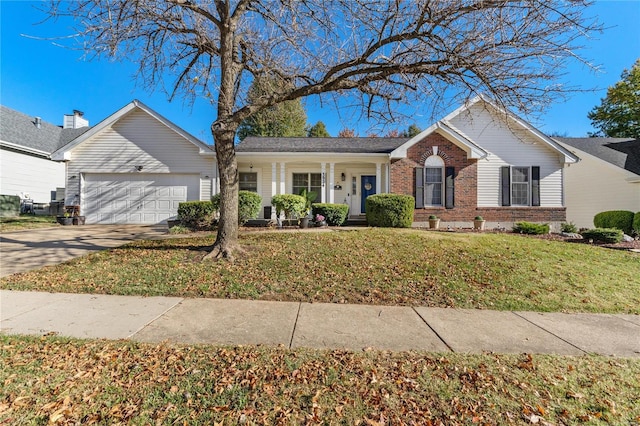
314;214;327;227
56;212;73;226
473;215;486;231
428;214;440;229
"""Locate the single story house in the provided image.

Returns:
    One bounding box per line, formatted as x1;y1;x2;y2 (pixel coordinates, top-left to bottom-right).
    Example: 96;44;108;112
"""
47;96;579;228
237;96;578;229
0;106;89;210
555;137;640;229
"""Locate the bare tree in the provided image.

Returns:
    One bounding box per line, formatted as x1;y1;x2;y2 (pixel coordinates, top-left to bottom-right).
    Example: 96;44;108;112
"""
44;0;599;259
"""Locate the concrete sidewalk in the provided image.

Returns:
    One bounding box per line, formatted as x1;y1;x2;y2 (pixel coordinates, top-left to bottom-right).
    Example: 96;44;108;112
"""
1;290;639;357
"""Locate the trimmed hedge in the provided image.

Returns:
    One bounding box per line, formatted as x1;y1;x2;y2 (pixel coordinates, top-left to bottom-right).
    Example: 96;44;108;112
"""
365;194;414;228
312;203;349;226
512;221;550;235
634;212;640;235
581;228;623;244
0;195;20;217
211;190;262;225
560;222;578;233
271;194;306;219
177;201;215;230
593;210;634;235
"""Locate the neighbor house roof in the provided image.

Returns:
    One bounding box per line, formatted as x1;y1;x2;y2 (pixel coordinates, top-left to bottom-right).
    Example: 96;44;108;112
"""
556;137;640;176
236;137;407;154
0;105;90;157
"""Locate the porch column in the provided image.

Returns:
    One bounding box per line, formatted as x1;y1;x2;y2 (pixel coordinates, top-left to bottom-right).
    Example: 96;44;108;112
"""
329;163;335;203
384;163;390;193
321;163;327;203
271;162;277;199
376;163;382;194
280;162;286;195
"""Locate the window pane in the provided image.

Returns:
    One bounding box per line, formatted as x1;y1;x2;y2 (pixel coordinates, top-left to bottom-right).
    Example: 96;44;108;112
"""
425;183;442;205
425;168;442;183
512;167;529;183
309;173;322;203
239;172;258;192
292;173;308;195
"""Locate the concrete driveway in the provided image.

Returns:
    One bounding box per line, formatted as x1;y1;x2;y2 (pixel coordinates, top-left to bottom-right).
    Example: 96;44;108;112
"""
0;225;167;277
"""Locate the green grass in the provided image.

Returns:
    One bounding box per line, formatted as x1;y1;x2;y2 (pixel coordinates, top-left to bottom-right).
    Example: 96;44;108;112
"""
1;335;638;425
2;228;638;313
0;215;58;232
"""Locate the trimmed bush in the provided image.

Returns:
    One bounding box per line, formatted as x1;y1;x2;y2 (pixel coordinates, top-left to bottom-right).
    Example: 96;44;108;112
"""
633;212;640;235
366;194;414;228
512;221;549;235
213;191;262;225
561;222;578;233
271;194;306;220
312;203;349;226
593;210;634;235
0;195;20;217
177;201;215;230
581;228;623;244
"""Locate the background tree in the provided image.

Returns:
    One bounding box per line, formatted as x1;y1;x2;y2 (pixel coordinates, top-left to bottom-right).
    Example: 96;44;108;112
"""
307;121;330;137
337;128;357;138
45;1;599;259
237;76;308;140
588;59;640;138
403;124;422;138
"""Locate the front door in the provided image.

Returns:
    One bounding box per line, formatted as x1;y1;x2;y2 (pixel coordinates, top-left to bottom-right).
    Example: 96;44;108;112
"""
361;175;376;213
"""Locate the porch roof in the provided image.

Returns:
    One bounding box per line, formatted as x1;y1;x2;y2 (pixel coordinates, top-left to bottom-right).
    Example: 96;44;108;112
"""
236;137;407;154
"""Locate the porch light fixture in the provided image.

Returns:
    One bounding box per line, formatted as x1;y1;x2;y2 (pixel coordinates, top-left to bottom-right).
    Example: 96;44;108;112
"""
341;173;346;181
250;163;253;171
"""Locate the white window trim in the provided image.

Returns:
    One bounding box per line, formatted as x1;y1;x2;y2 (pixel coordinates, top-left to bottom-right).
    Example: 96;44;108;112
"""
424;155;445;207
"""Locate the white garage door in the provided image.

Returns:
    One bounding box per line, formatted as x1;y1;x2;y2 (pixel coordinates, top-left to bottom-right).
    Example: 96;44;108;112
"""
83;173;200;224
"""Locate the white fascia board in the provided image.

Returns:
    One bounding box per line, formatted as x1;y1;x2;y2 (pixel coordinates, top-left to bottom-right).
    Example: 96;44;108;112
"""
0;140;51;158
389;121;441;159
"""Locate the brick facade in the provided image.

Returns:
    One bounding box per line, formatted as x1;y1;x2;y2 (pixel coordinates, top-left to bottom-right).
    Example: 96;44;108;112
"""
390;133;566;224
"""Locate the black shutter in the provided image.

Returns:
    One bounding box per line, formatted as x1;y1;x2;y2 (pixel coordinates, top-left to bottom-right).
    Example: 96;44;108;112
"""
531;166;540;206
501;166;511;206
445;167;455;209
415;167;424;208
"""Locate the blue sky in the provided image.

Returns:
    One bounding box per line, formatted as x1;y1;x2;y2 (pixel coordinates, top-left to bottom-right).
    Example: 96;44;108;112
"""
1;1;639;144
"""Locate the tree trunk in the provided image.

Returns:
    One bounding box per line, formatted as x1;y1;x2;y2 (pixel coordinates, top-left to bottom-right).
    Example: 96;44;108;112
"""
204;128;241;261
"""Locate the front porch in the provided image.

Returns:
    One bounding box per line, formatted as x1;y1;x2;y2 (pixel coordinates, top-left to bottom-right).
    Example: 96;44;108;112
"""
235;156;390;219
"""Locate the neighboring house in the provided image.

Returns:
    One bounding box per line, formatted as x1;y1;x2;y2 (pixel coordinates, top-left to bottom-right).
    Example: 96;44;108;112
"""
555;137;640;229
0;106;89;206
51;100;216;224
237;96;578;229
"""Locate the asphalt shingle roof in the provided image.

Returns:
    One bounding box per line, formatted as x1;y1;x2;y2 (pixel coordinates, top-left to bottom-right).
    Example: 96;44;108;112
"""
0;105;90;155
556;137;640;176
236;136;408;154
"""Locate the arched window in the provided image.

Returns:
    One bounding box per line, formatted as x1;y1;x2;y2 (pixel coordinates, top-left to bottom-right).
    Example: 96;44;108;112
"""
424;155;444;206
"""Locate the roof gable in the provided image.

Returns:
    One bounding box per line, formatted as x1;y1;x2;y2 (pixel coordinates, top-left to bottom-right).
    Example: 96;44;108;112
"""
51;100;213;160
390;96;579;163
556;137;640;176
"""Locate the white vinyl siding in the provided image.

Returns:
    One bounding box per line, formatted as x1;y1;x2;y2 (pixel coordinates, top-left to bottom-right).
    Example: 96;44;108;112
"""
64;110;215;207
0;148;65;203
448;103;564;207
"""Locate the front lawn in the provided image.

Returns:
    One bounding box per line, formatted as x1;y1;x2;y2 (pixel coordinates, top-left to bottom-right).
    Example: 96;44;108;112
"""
0;215;58;232
2;228;638;313
1;335;638;425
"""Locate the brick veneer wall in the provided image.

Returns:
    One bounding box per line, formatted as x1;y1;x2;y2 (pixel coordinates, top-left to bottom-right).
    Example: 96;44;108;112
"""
389;133;567;223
